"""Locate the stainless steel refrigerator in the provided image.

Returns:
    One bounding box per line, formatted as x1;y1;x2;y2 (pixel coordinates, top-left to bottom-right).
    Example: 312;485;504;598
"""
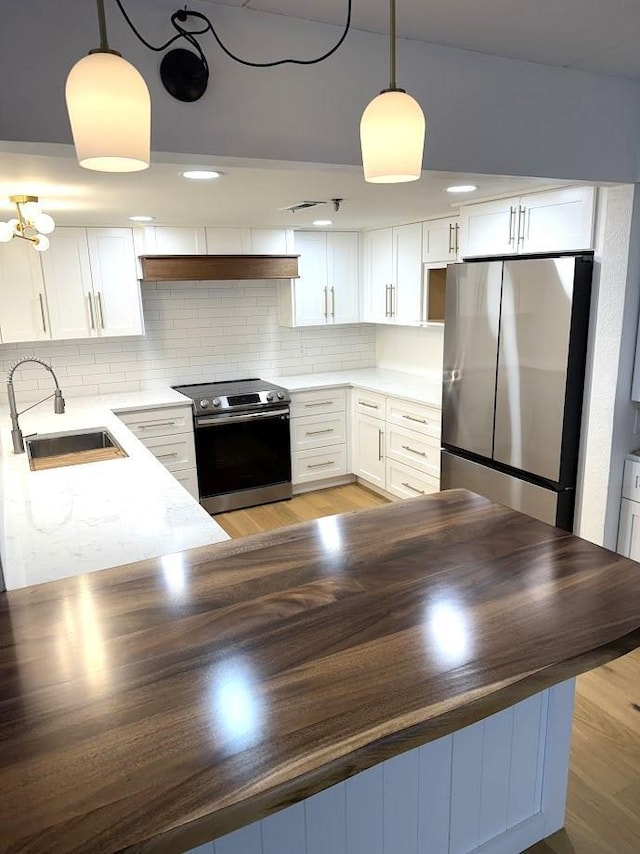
440;252;593;531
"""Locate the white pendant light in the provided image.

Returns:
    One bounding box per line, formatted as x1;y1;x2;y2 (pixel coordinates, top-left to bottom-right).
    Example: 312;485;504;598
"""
360;0;425;183
65;0;150;173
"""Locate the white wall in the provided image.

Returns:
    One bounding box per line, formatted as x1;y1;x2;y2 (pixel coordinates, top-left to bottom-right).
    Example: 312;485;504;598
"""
1;1;640;182
0;281;376;401
375;325;444;378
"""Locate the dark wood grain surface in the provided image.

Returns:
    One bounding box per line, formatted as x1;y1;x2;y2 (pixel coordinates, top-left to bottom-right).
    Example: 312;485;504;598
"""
138;254;300;281
1;489;639;853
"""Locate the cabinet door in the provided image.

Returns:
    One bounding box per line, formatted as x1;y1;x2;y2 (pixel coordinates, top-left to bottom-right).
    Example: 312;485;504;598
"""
249;228;293;254
87;228;144;337
422;217;459;264
151;227;207;254
459;199;518;258
41;228;95;339
617;498;640;560
204;227;249;254
354;412;385;488
363;228;393;324
293;231;328;326
0;238;49;342
519;187;595;253
327;232;359;324
393;222;423;326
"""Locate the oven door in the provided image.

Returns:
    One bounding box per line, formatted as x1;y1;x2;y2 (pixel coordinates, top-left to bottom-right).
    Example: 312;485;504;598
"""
194;408;292;512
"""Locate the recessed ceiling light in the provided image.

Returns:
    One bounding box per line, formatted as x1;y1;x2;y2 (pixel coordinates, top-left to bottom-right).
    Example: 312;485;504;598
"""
128;215;155;222
181;170;222;180
446;184;478;194
313;219;333;226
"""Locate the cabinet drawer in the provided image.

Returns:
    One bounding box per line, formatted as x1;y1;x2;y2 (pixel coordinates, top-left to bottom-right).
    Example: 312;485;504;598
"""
386;459;440;500
386;423;441;477
141;433;196;472
291;412;346;452
293;445;347;484
353;389;385;418
290;388;347;418
622;459;640;501
385;397;441;439
117;405;193;439
173;467;199;500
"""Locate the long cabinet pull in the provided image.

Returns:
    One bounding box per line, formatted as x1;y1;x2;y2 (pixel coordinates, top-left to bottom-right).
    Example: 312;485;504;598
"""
305;428;334;436
402;414;427;424
331;285;335;319
87;294;96;330
402;444;427;457
359;401;379;409
38;293;47;333
402;482;425;495
307;460;335;469
156;452;179;459
97;291;105;329
378;428;384;461
137;420;178;429
305;401;333;408
455;223;460;254
518;206;526;247
508;206;516;245
323;286;328;320
385;283;391;318
448;223;454;254
390;284;395;318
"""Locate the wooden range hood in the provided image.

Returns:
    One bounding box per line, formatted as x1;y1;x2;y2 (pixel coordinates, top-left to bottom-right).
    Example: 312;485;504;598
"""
139;254;299;282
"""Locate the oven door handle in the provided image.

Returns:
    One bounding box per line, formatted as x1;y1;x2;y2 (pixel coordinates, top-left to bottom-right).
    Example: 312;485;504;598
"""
196;409;290;427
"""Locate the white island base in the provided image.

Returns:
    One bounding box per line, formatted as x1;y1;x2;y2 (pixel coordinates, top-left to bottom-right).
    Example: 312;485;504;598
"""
188;680;575;854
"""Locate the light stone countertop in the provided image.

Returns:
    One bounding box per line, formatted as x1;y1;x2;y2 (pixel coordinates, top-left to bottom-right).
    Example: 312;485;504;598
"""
0;389;229;591
268;368;443;407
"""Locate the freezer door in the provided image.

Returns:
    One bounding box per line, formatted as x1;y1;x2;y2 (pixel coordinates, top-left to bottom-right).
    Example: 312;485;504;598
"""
441;450;565;528
493;257;575;482
442;261;503;458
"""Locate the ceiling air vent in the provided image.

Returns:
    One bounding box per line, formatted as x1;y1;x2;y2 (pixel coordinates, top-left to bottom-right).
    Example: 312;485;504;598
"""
279;200;327;213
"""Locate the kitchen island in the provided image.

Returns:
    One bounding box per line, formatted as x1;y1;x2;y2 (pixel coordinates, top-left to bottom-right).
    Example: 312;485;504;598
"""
0;489;639;854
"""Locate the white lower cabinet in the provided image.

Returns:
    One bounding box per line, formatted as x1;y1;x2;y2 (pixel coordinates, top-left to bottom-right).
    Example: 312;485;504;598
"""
617;459;640;560
386;459;440;499
290;388;348;488
116;404;199;499
385;423;440;478
354;412;385;488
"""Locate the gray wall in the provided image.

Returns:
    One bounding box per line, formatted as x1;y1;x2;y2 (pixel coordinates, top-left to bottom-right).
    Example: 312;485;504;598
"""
1;0;640;182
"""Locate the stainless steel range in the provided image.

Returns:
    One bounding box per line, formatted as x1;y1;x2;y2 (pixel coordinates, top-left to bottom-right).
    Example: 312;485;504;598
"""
173;378;292;514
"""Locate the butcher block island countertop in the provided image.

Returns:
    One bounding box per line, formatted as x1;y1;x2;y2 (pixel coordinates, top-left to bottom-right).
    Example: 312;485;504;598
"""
1;490;640;854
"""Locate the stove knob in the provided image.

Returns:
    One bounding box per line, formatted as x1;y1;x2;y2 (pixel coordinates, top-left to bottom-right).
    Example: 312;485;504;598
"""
199;399;210;409
277;392;285;400
212;398;221;408
266;391;275;402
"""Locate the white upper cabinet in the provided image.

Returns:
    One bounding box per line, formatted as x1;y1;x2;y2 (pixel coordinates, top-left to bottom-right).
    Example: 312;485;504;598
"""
422;216;459;264
459;186;595;258
0;238;50;343
41;228;95;339
86;228;145;337
147;227;207;255
363;223;423;326
278;231;359;327
204;227;248;254
248;228;294;254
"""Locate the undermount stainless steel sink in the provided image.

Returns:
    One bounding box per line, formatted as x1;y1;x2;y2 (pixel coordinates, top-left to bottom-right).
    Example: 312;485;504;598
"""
25;428;127;470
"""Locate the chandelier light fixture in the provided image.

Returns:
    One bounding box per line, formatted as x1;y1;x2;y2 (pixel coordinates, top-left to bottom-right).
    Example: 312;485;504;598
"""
65;0;151;172
0;196;56;252
360;0;426;183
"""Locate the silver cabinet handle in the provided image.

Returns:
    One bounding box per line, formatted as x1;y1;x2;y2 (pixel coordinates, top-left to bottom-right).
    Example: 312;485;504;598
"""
305;400;333;408
455;223;460;254
38;293;47;333
323;286;328;320
307;460;335;469
385;283;391;318
390;284;396;318
331;285;335;319
402;414;427;424
402;482;425;495
402;444;427;457
518;206;526;247
138;420;177;429
156;451;179;459
87;294;96;330
378;428;384;461
509;206;516;245
448;223;454;254
359;401;379;409
305;428;334;436
97;291;105;329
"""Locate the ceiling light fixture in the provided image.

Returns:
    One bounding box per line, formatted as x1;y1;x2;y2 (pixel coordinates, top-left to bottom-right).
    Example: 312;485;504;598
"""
360;0;425;183
181;170;222;181
0;196;55;252
129;215;155;222
313;220;333;227
446;185;478;194
65;0;150;172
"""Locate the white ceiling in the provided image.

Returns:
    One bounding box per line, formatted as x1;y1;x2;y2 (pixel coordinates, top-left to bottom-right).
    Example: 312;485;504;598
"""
210;0;640;80
0;143;565;230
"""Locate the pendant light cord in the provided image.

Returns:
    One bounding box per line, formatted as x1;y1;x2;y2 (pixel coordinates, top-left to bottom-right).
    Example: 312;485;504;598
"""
389;0;397;89
112;0;352;69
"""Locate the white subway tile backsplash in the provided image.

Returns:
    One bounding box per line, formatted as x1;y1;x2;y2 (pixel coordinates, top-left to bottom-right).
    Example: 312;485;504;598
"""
0;280;375;400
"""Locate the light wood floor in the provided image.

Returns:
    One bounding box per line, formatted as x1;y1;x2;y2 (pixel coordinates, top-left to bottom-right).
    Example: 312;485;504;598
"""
215;485;640;854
